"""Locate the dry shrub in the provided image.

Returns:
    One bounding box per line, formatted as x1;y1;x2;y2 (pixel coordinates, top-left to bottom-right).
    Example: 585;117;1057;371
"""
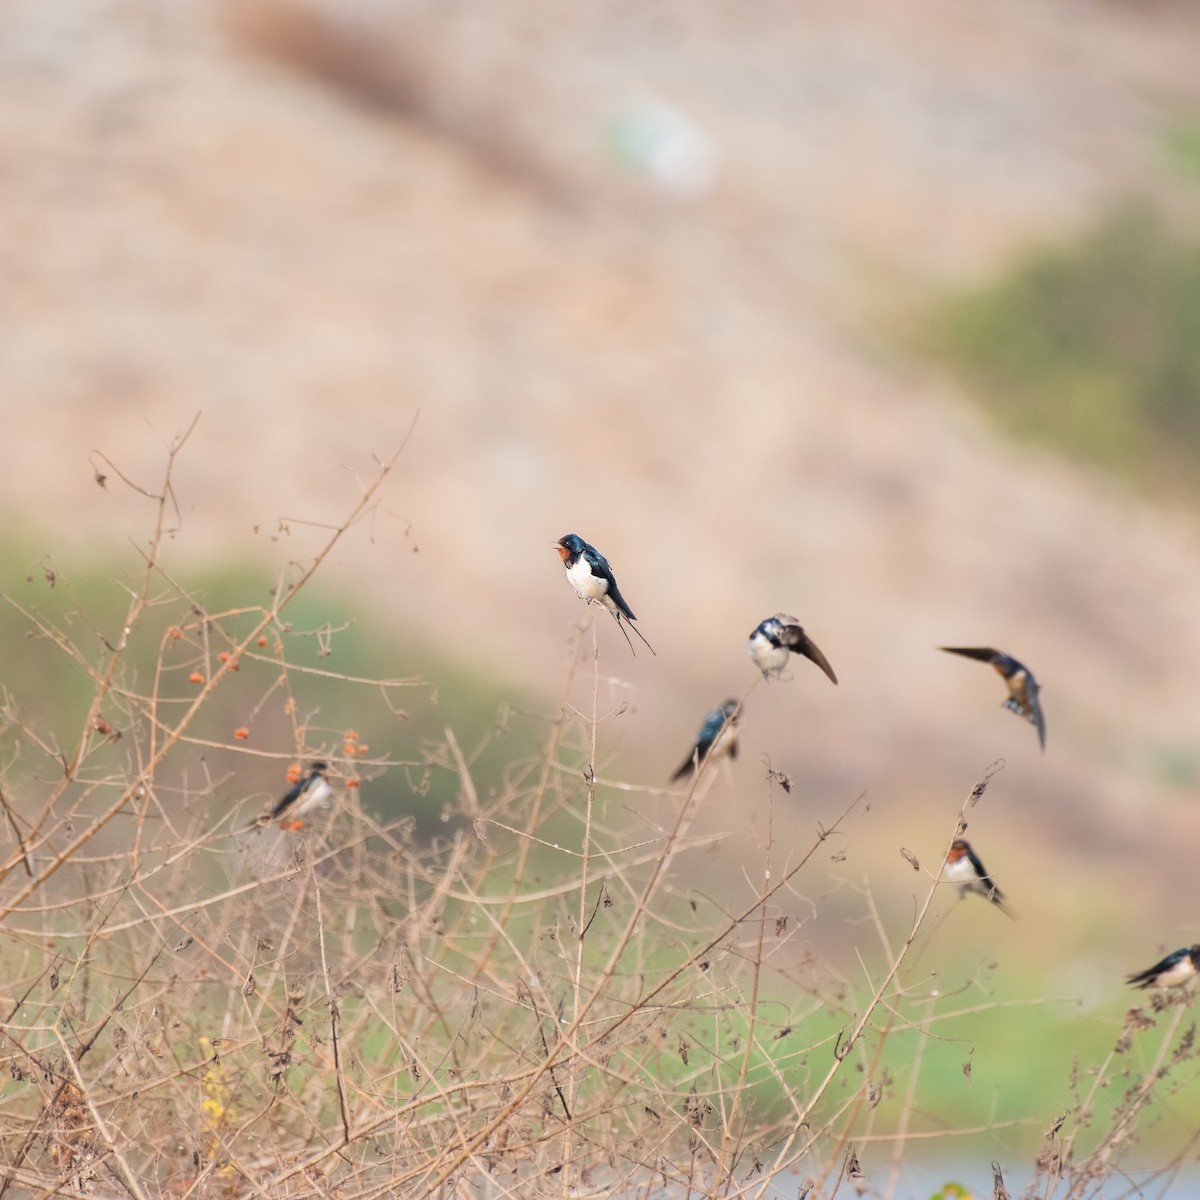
0;426;1195;1199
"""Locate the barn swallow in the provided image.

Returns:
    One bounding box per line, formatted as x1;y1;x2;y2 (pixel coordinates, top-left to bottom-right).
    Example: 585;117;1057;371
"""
1126;944;1200;990
941;838;1015;918
554;534;655;654
671;699;740;781
940;646;1045;750
748;614;837;684
271;762;332;830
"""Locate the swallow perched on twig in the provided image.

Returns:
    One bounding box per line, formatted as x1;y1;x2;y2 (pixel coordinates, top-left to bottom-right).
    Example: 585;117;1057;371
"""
940;646;1045;750
671;699;740;781
748;614;837;684
554;533;655;655
1126;944;1200;990
942;838;1015;918
271;762;333;830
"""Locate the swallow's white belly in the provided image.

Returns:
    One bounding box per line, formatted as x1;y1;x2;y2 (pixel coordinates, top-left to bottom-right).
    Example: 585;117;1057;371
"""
749;631;788;675
566;557;609;605
941;857;977;887
294;777;334;817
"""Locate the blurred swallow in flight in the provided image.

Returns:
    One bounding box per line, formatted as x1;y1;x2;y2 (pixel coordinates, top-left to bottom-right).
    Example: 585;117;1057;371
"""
554;533;655;655
940;646;1045;750
942;837;1016;919
748;614;837;684
671;699;740;782
271;761;333;830
1126;944;1200;990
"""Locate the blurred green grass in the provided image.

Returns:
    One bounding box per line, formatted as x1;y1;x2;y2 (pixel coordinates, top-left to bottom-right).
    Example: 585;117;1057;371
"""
1166;115;1200;187
0;549;539;838
921;204;1200;497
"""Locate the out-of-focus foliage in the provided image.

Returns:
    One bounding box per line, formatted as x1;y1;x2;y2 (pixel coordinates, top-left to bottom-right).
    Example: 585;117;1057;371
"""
926;205;1200;495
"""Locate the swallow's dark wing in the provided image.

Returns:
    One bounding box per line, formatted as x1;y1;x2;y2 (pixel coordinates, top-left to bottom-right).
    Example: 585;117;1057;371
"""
1126;948;1185;988
943;646;1045;748
948;646;1032;688
940;646;1003;666
984;881;1016;919
692;723;719;761
604;577;637;623
582;547;636;622
991;653;1028;680
781;626;838;685
671;708;733;781
271;776;307;819
670;733;709;781
670;752;697;782
1028;681;1047;750
963;844;1015;917
963;843;990;883
1128;950;1176;988
1002;667;1046;748
579;545;610;584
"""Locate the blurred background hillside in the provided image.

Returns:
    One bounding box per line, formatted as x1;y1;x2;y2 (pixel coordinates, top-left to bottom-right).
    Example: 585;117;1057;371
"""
3;0;1200;1181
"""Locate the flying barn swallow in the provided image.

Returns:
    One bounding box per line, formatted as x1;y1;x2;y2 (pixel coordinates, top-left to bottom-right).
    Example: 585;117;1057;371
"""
554;534;655;654
671;699;740;781
941;838;1016;918
271;762;333;830
1126;944;1200;990
748;614;837;684
940;646;1045;750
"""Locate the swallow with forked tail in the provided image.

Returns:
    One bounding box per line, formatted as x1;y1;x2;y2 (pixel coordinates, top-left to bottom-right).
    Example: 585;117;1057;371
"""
942;838;1016;918
940;646;1045;750
671;699;740;781
748;614;837;684
554;533;654;655
270;761;333;830
1126;944;1200;990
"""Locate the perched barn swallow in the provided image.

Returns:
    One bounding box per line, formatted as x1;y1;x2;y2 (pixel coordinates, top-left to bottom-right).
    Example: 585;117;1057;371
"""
671;699;740;781
940;646;1045;750
941;838;1015;918
554;533;654;654
271;762;333;830
1126;944;1200;990
748;614;837;684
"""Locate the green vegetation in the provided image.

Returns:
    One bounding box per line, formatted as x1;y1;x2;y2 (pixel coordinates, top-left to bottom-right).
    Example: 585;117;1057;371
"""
925;205;1200;495
1166;115;1200;186
0;543;538;843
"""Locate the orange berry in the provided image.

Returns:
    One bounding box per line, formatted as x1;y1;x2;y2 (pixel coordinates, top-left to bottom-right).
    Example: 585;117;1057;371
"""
286;764;302;784
188;671;205;684
344;730;359;741
257;637;268;647
357;744;368;753
218;651;230;661
342;743;356;757
168;626;183;641
345;778;360;790
234;727;250;740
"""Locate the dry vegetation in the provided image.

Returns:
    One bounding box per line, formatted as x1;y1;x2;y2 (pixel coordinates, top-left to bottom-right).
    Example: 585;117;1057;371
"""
0;433;1197;1200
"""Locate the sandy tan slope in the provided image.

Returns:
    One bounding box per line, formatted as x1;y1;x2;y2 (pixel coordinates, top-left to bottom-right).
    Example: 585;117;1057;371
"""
2;0;1199;956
